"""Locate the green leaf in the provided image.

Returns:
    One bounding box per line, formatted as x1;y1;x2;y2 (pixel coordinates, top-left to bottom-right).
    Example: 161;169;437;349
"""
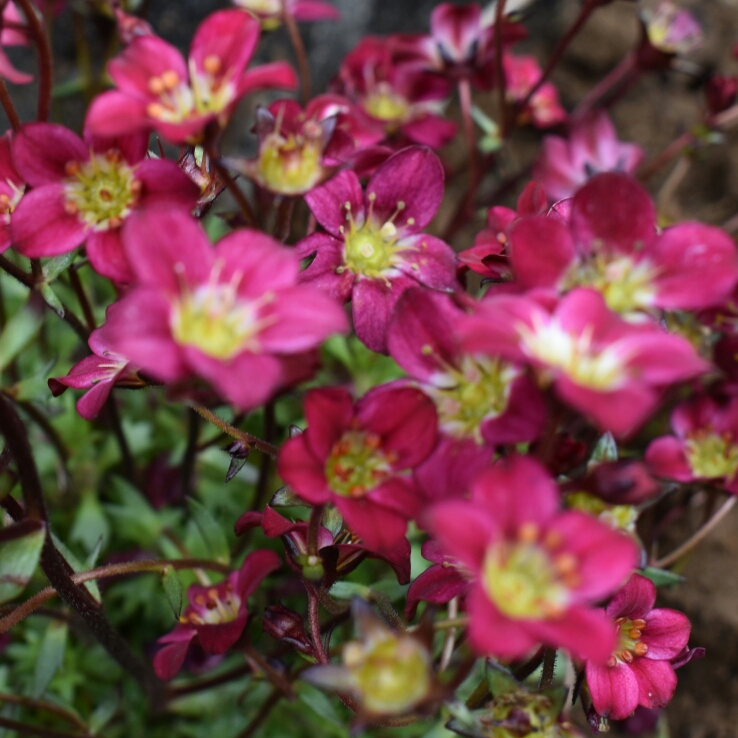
89;698;118;736
322;506;343;538
188;498;230;565
0;524;45;604
591;432;617;463
41;252;77;283
641;567;685;587
329;581;371;601
270;485;307;508
295;682;344;727
161;565;183;618
0;295;44;372
70;493;110;554
32;620;68;697
37;282;65;318
486;662;521;697
52;534;101;602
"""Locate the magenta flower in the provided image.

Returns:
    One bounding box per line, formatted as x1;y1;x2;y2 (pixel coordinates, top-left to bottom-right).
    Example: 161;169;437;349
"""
387;287;546;448
277;385;438;552
331;36;457;149
85;10;297;144
10;122;199;283
459;288;709;437
0;132;25;254
153;549;281;680
504;54;567;129
0;3;32;84
233;0;339;27
533;112;644;202
48;302;143;420
397;2;527;90
296;146;457;352
646;394;738;494
229;96;354;195
506;173;738;316
101;209;348;410
426;455;639;663
585;573;691;720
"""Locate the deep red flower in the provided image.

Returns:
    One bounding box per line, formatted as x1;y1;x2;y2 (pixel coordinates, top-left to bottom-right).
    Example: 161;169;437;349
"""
504;53;567;129
153;550;281;680
101;209;348;410
0;132;25;253
585;573;691;720
426;455;639;663
277;385;438;552
86;10;297;144
297;146;457;353
10;122;199;282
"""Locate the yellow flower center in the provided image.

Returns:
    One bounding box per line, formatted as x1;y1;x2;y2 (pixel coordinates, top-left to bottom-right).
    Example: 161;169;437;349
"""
565;254;658;316
482;525;577;620
344;635;430;715
518;317;626;391
685;430;738;480
257;132;323;195
62;151;140;231
181;583;242;626
0;181;25;225
170;263;274;360
324;429;393;498
426;355;517;441
363;84;410;123
566;491;638;533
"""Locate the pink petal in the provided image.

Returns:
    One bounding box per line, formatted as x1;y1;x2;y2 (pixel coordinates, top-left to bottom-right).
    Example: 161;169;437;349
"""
303;387;354;460
135;158;200;207
84;91;152;138
235;61;299;98
400;114;457;148
0;47;32;84
153;630;196;681
108;36;187;97
629;658;677;710
13;123;87;185
606;573;655;620
11;185;85;257
509;215;576;289
190;10;259;80
291;0;341;21
334;496;409;553
277;434;332;505
75;381;117;421
480;373;547;445
645;436;693;482
642;608;691;659
405;564;468;619
304;169;364;237
236;549;282;600
196;612;248;654
366;146;444;235
295;233;355;302
586;660;640;720
570;173;656;254
395;234;458;290
86;229;134;284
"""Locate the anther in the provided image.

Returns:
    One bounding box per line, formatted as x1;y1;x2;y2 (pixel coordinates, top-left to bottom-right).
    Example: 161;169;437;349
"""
634;642;649;657
64;201;79;215
202;55;222;76
161;70;180;90
64;161;81;176
517;522;538;544
628;628;643;639
148;77;165;95
620;650;633;663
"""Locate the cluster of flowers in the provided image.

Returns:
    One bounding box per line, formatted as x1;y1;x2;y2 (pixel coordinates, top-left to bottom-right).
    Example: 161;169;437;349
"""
1;0;736;734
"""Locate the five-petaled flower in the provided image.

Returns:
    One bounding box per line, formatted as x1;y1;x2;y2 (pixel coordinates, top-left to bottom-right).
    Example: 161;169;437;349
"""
585;573;692;720
296;145;458;352
426;455;639;663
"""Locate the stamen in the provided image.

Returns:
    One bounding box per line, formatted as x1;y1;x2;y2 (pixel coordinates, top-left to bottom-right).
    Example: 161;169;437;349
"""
202;55;222;76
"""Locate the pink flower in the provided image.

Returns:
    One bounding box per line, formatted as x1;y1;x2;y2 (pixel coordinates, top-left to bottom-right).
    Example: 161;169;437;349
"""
233;0;339;27
296;146;458;353
405;540;468;619
387;287;546;448
533;112;644;202
0;132;25;253
153;549;281;680
331;36;457;149
396;3;526;90
48;302;143;420
506;173;738;316
85;10;297;144
585;573;691;720
277;385;438;552
0;3;32;84
504;54;567;129
101;208;348;410
646;394;738;494
426;455;639;663
10;122;199;283
459;288;709;437
228;96;354;195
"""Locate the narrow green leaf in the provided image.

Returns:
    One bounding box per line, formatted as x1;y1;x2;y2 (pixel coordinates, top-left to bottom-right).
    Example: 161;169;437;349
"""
70;493;110;554
41;252;77;283
641;567;685;587
161;565;183;618
295;682;344;727
329;581;370;601
31;620;68;697
37;282;65;318
0;524;45;604
52;534;101;602
0;296;44;372
188;498;230;564
89;698;118;735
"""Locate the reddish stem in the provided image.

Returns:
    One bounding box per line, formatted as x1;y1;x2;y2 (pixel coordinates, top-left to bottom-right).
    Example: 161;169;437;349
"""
14;0;53;121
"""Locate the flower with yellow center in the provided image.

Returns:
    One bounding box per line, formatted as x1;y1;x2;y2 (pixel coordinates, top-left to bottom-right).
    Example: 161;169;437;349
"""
256;132;323;195
63;151;141;231
324;429;393;498
363;83;411;124
685;430;738;480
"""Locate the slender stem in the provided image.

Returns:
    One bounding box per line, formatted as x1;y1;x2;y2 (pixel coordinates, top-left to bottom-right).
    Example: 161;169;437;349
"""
170;663;252;698
494;0;508;131
307;505;323;556
439;597;459;671
244;645;295;698
282;7;311;105
0;692;89;732
513;645;546;682
518;4;594;115
0;253;33;287
457;78;479;220
105;397;135;483
0;77;21;131
652;495;737;569
465;674;489;709
433;614;468;632
189;403;278;458
540;647;558;689
67;268;96;332
0;557;232;633
15;0;53;121
254;402;275;510
206;148;257;227
637;130;694;181
571;53;637;122
306;582;330;664
0;716;83;738
237;688;281;738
